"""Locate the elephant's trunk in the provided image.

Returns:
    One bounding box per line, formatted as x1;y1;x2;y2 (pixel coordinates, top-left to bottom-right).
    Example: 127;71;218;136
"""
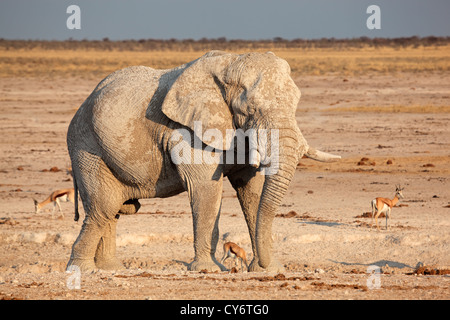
255;120;303;269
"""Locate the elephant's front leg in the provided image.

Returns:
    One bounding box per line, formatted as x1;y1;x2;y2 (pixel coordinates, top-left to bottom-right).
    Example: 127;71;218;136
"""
228;168;285;273
186;176;226;272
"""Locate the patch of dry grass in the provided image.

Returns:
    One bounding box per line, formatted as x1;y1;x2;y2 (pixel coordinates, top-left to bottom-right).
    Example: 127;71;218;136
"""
0;43;449;78
324;105;450;113
0;49;202;78
277;45;450;76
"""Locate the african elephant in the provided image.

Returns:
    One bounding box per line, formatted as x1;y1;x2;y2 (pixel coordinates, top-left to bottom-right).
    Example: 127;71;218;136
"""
66;50;340;273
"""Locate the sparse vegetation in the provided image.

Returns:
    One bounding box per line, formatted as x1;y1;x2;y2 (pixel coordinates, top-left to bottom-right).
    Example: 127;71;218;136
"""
1;37;449;78
1;36;449;51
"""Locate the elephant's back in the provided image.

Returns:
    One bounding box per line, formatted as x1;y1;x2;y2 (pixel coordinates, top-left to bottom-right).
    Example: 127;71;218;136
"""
94;66;162;96
71;66;162;127
87;66;162;149
71;66;166;184
92;66;162;114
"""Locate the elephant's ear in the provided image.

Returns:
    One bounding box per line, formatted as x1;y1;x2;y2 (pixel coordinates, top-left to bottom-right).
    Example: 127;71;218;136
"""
161;52;235;150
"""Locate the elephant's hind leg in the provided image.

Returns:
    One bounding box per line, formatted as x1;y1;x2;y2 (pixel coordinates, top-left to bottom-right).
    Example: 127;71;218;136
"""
68;216;123;272
67;221;103;272
67;151;126;271
94;217;123;270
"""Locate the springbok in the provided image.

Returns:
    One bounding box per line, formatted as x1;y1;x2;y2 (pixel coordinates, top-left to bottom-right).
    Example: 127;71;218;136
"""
220;242;249;272
33;188;75;218
371;185;404;230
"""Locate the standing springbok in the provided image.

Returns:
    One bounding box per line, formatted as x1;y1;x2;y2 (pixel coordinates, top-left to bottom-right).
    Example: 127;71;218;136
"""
33;188;75;218
371;185;404;230
221;242;249;272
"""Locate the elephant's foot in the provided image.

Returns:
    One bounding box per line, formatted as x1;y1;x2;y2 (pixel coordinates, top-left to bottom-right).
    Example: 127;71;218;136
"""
95;257;125;270
188;257;226;272
248;258;285;273
66;258;97;273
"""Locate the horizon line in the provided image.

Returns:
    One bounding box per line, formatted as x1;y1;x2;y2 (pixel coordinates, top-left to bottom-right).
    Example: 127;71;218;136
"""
1;35;449;42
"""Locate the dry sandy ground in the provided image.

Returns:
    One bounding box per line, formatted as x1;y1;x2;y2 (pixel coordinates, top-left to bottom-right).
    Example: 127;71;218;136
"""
0;72;449;300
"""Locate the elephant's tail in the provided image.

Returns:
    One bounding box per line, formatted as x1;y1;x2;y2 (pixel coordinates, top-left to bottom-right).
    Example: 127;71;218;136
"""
304;146;341;162
73;178;79;222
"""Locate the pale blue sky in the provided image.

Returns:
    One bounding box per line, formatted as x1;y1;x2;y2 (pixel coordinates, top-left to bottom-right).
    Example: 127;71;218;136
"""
1;0;449;40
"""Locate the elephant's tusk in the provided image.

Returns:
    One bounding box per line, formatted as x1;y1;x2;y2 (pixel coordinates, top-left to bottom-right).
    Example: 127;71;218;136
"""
304;146;341;162
249;148;261;168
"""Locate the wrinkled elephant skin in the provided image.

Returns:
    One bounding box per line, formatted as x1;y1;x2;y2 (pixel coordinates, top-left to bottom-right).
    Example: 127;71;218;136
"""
66;51;340;272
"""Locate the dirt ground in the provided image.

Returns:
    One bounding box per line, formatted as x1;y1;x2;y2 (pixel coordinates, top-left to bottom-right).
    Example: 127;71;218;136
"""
0;72;449;300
